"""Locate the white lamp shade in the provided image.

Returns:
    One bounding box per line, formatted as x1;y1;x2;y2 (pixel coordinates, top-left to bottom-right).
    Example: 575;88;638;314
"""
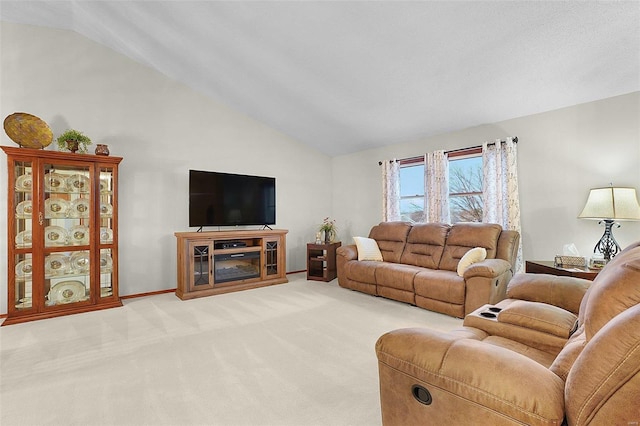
578;187;640;220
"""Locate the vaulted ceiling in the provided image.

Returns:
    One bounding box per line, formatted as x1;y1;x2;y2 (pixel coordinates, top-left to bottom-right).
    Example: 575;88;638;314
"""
1;1;639;156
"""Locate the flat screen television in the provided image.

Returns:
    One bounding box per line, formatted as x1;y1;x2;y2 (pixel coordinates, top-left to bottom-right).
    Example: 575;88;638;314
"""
189;170;276;228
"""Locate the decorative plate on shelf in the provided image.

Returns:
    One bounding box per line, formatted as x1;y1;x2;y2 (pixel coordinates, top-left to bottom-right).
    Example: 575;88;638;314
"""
69;198;90;218
100;202;113;217
99;178;111;193
44;172;66;192
44;225;68;246
70;251;90;273
48;280;86;305
45;197;70;218
45;253;70;277
100;287;113;297
100;252;113;273
16;200;33;218
15;230;32;248
66;174;90;193
15;173;33;192
15;259;33;279
70;225;89;245
3;112;53;149
100;227;113;244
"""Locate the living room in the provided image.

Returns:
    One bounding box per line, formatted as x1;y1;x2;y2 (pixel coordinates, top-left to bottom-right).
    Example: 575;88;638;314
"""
0;2;639;425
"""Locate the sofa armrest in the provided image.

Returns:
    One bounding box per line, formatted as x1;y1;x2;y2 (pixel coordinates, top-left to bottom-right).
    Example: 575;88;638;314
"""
506;273;591;315
463;258;511;279
376;328;565;425
463;259;514;316
336;244;358;261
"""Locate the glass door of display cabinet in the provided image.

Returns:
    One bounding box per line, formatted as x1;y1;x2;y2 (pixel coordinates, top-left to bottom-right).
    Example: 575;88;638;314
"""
41;161;93;309
97;165;118;300
12;159;37;316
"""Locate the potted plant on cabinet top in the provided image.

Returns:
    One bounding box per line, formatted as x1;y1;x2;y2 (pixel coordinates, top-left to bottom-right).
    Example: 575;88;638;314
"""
56;129;92;153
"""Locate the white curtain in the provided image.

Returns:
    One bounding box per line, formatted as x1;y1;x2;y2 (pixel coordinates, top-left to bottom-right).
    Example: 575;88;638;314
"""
425;150;450;223
382;159;400;222
482;137;523;271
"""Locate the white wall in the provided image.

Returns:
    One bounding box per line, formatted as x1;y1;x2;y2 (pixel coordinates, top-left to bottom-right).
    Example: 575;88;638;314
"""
0;23;332;313
1;22;639;315
333;92;640;261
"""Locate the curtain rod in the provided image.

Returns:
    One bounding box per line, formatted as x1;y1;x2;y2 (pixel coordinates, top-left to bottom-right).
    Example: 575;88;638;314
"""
378;136;518;165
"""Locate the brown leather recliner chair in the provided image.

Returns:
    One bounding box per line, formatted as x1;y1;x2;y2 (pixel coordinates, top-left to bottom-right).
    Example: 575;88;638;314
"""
375;242;640;425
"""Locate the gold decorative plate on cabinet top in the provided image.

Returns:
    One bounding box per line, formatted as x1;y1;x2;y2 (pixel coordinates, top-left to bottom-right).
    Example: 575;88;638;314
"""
3;112;53;149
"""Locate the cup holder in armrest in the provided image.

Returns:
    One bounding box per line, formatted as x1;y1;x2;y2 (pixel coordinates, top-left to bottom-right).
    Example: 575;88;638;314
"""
480;311;497;318
488;307;502;313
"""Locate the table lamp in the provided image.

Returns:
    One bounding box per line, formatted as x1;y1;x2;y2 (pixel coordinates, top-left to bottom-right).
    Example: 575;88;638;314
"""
578;186;640;261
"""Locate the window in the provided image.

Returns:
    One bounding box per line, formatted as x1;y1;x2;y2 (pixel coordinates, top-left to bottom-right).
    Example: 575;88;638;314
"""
398;151;483;223
399;163;425;223
449;154;483;222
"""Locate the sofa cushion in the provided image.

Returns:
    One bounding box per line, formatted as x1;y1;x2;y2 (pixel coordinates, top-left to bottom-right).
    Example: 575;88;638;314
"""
439;223;502;272
414;269;465;304
353;236;383;261
457;247;487;276
399;223;449;269
345;260;379;285
369;221;411;263
375;263;422;292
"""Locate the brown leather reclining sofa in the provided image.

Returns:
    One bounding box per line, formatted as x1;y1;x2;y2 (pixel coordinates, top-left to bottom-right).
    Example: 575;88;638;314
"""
376;241;640;425
336;221;520;318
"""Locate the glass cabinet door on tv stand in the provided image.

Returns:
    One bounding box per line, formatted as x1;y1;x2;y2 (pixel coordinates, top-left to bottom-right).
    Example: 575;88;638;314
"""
2;146;123;326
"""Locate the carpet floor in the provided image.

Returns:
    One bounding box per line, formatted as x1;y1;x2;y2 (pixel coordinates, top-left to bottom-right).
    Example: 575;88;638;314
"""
0;273;462;426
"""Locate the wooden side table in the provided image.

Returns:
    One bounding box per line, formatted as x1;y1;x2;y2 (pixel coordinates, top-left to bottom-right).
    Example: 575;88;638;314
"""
307;241;341;282
525;260;600;281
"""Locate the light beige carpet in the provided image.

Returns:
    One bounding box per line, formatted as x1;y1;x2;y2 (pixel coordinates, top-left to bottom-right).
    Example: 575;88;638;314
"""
0;273;462;426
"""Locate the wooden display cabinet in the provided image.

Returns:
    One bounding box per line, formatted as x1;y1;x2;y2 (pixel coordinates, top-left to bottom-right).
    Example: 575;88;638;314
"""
2;146;122;325
175;229;288;300
307;241;341;282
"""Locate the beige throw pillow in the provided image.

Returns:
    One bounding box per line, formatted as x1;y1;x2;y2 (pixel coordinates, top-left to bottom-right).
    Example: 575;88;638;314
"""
457;247;487;277
353;236;384;261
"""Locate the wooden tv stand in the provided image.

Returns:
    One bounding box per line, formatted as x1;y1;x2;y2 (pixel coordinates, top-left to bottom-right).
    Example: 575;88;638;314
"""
175;229;288;300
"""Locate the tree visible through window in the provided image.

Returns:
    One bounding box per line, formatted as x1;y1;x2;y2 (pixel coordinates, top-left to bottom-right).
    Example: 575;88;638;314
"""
399;153;483;224
449;155;483;222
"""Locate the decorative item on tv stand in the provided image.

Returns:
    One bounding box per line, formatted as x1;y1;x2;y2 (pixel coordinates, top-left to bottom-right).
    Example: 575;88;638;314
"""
578;185;640;263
